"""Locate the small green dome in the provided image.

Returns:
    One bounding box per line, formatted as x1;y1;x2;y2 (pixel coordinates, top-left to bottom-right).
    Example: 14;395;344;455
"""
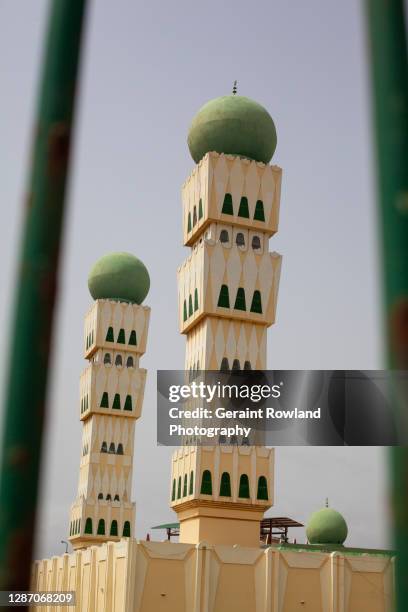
187;94;277;164
306;507;348;545
88;252;150;304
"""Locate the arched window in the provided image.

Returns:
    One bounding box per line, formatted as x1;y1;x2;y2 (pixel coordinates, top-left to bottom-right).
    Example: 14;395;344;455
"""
177;476;182;499
115;354;123;366
117;328;125;344
104;353;111;365
193;205;197;226
117;443;124;455
123;521;131;537
112;394;121;409
124;395;132;411
250;290;262;314
257;476;269;500
129;330;137;345
183;300;187;322
100;392;109;408
244;360;252;371
222;193;233;215
254;200;265;222
230;435;238;445
171;478;176;501
218;434;227;444
238;196;249;218
105;327;114;342
220;229;229;243
188;295;193;317
110;520;118;536
236;232;245;247
100;441;108;453
217;285;230;308
251;235;261;250
242;436;250;446
126;356;134;368
232;359;240;371
183;474;188;497
220;357;229;372
98;493;103;500
97;519;105;535
85;518;93;534
219;472;231;497
239;474;250;498
194;288;199;312
189;471;194;495
114;494;120;501
187;212;192;233
106;494;112;501
200;470;212;495
234;288;246;311
108;442;115;454
198;198;203;219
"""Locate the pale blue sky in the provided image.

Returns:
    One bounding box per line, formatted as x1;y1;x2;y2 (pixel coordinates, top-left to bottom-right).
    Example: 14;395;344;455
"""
0;0;389;559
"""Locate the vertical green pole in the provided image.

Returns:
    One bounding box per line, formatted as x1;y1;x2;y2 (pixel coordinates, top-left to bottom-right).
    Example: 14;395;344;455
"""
0;0;88;596
365;0;408;607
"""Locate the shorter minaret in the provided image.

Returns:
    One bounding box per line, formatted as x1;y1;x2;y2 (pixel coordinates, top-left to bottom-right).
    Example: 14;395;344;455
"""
68;252;150;549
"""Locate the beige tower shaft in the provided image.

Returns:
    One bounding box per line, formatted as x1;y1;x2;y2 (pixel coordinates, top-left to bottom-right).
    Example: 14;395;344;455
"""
69;298;150;549
170;151;282;547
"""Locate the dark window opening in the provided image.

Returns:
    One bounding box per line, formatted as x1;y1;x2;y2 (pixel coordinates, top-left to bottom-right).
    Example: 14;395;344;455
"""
217;284;230;308
115;354;123;366
126;356;134;368
257;476;269;500
110;520;118;536
232;359;240;371
124;395;132;411
105;327;114;342
183;474;188;497
198;198;203;219
219;472;231;497
97;519;105;535
250;290;262;314
222;193;233;215
129;330;137;345
123;521;131;537
220;357;229;372
252;235;261;250
108;443;115;454
236;232;245;247
189;471;194;495
244;360;252;370
220;229;229;243
193;205;197;226
85;518;92;534
104;353;111;365
254;200;265;222
200;470;212;495
239;474;250;498
117;443;124;455
234;288;246;311
117;328;125;344
112;394;121;409
101;441;108;453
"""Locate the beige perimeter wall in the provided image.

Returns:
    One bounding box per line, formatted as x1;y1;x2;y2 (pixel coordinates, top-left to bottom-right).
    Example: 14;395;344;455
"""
31;538;395;612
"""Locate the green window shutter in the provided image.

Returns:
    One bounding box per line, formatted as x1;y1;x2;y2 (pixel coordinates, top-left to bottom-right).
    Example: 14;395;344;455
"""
239;474;250;498
188;295;193;317
100;392;109;408
219;472;231;497
85;518;93;534
250;290;262;313
222;193;234;215
198;198;203;219
238;196;249;218
234;288;246;311
105;326;114;342
129;330;137;345
187;212;192;233
112;394;121;410
254;200;265;221
117;328;125;343
97;519;105;535
110;520;118;536
217;284;230;308
123;521;131;537
124;395;132;411
189;471;194;495
183;300;187;322
194;288;199;311
200;470;212;495
172;479;176;501
183;474;188;497
257;476;269;500
177;476;182;499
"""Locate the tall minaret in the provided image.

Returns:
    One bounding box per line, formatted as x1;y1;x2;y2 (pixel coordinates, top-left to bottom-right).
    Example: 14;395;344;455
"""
69;252;150;550
170;91;282;547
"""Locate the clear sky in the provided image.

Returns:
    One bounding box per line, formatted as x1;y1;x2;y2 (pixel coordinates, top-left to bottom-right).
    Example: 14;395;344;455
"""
0;0;390;559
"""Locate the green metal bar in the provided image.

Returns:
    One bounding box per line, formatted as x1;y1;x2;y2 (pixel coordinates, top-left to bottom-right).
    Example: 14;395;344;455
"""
0;0;88;595
365;0;408;607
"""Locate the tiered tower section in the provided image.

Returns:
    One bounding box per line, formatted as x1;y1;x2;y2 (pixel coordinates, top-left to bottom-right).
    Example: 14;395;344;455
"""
170;94;282;547
69;253;150;550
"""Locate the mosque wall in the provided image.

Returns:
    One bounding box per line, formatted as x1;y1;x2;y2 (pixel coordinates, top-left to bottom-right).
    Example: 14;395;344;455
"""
31;538;395;612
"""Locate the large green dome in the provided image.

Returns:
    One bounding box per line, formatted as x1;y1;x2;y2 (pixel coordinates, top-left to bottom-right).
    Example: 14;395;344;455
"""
187;95;277;164
88;252;150;305
306;507;348;545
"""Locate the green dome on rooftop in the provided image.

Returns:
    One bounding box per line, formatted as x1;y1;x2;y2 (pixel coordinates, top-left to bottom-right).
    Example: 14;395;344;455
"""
187;94;277;164
306;506;348;546
88;252;150;305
